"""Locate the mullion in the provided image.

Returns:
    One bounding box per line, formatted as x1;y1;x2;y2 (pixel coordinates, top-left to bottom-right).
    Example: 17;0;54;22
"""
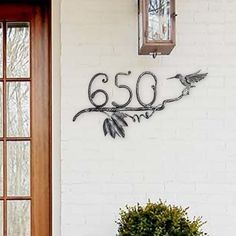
0;78;30;80
5;78;31;82
0;196;31;201
0;137;31;142
2;20;7;236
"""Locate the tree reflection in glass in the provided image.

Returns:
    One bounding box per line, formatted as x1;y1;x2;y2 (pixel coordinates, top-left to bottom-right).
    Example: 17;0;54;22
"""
0;201;3;236
7;22;30;78
7;201;30;236
148;0;171;41
7;141;30;196
0;143;2;197
0;23;3;78
0;24;3;137
7;82;30;137
0;83;2;137
0;21;31;235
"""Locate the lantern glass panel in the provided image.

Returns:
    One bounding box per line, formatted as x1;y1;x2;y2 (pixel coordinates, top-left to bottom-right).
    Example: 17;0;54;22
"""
148;0;171;41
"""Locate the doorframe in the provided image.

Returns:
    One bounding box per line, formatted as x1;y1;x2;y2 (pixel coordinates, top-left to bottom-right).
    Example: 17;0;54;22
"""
0;1;61;235
52;0;61;235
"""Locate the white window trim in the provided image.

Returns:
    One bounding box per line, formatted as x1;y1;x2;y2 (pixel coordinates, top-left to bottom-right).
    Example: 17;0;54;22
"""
52;0;61;235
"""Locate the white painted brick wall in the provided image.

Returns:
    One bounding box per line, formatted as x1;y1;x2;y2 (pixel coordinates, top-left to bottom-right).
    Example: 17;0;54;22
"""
61;0;236;235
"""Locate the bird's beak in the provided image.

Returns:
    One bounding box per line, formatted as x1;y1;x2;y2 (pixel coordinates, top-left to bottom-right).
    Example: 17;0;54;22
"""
167;76;176;80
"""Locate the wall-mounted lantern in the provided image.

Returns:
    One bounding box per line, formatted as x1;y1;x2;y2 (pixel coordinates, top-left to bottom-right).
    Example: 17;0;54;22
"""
138;0;176;57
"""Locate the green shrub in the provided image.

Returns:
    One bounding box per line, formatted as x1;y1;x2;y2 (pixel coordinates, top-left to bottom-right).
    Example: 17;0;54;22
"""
116;200;208;236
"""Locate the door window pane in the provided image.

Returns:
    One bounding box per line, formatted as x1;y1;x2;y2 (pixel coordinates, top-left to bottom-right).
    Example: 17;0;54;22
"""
7;82;30;137
0;82;2;137
7;22;30;78
0;201;3;236
7;141;30;196
7;201;31;236
0;23;2;78
0;143;2;196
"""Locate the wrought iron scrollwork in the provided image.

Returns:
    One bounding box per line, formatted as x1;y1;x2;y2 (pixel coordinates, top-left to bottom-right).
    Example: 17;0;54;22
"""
112;71;133;108
73;70;208;139
136;71;157;107
88;73;109;108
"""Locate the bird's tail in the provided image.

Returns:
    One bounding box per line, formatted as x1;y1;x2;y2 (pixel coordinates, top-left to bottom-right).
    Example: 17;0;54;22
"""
186;71;208;83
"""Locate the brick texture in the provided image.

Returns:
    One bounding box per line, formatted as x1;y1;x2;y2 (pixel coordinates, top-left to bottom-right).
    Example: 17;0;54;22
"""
61;0;236;235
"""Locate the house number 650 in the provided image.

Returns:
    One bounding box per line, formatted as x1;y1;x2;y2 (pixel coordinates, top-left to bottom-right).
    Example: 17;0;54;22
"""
88;71;158;108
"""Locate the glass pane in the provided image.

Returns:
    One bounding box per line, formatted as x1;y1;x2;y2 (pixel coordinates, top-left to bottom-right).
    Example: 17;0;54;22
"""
0;201;3;236
148;0;171;41
0;23;3;78
0;83;2;137
7;82;30;137
7;201;31;236
7;22;30;78
7;141;30;196
0;143;2;196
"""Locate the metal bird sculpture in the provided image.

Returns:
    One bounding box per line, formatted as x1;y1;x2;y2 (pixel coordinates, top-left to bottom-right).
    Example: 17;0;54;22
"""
167;70;208;94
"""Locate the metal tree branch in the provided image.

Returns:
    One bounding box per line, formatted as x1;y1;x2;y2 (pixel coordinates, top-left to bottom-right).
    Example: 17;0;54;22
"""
72;90;185;122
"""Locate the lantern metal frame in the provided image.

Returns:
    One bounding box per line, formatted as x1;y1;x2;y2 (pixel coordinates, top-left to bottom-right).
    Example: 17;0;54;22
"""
138;0;176;56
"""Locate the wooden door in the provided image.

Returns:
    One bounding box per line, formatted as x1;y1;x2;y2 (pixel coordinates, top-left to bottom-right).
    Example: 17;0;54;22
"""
0;3;51;236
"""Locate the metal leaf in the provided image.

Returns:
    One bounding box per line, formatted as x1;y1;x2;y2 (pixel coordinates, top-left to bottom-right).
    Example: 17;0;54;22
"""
112;112;128;127
112;117;125;138
103;118;110;136
107;118;117;138
114;111;127;118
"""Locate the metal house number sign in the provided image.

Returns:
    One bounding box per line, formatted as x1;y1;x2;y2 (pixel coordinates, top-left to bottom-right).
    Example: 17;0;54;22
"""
73;70;208;139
